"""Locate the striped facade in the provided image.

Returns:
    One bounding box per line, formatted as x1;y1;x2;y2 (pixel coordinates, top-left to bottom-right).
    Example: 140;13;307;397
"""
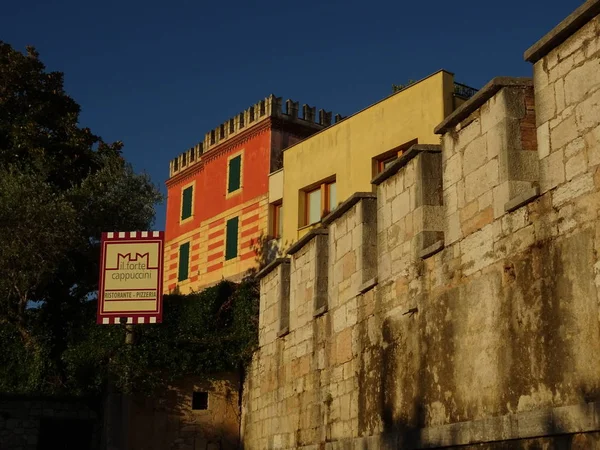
164;95;332;293
164;197;269;293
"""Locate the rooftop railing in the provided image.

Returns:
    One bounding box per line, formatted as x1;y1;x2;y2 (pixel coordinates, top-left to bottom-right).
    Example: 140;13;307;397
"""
454;82;478;99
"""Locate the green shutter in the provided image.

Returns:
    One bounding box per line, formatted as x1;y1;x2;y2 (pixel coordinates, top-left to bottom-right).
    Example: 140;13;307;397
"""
181;186;193;220
225;217;239;260
178;243;190;281
228;156;241;193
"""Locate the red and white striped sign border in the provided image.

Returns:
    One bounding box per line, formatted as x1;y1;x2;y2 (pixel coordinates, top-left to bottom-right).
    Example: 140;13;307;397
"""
97;231;165;325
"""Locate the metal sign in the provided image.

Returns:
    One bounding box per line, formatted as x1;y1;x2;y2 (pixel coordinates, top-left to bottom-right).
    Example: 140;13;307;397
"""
97;231;165;324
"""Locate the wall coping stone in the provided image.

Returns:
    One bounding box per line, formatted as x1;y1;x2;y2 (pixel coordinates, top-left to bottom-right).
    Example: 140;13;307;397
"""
418;239;445;259
321;192;377;226
293;400;600;449
434;77;533;135
371;144;442;186
504;186;540;213
358;277;378;295
286;228;329;256
255;258;290;280
524;0;600;63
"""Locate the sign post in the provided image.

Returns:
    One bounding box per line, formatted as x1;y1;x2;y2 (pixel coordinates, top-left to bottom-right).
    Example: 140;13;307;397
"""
97;231;165;325
98;231;164;450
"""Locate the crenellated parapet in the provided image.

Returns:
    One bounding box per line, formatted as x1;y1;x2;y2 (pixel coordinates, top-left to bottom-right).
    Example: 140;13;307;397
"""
168;94;338;178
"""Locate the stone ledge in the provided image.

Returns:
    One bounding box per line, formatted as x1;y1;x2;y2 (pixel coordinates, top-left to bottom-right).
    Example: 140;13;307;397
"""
434;77;533;135
504;186;540;213
313;305;328;318
287;228;329;256
524;0;600;63
322;192;377;226
293;401;600;449
371;144;442;186
418;240;445;259
255;258;290;280
358;277;378;295
276;327;289;338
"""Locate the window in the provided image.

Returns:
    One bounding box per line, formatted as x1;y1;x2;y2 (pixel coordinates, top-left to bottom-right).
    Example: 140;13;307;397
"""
271;202;283;239
225;217;239;260
375;139;417;174
181;186;193;221
304;179;337;226
227;155;242;193
178;242;190;281
378;155;397;173
307;188;321;225
192;392;208;410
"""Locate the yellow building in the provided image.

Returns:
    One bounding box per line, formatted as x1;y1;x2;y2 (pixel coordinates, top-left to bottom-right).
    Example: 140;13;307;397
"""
267;70;476;247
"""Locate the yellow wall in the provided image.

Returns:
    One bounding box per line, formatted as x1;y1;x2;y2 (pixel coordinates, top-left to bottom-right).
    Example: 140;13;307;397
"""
281;70;456;245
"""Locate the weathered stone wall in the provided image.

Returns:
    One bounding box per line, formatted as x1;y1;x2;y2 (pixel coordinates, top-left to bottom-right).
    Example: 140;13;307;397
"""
0;396;100;450
129;374;240;450
242;2;600;449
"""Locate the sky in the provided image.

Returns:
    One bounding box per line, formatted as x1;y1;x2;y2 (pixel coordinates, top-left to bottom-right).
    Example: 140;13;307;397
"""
1;0;580;229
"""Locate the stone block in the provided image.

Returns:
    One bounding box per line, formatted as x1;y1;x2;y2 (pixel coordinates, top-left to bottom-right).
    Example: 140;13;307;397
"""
533;60;549;90
555;78;566;111
460;200;479;223
553;171;595;206
540;149;565;193
575;86;600;133
566;150;587;180
462;134;488;175
564;136;586;159
461;206;494;236
550;113;578;151
454;116;482;152
464;158;498;203
585;125;600;167
391;190;410;223
564;57;600;107
535;83;556;125
443;184;458;215
445;211;462;245
493;180;535;219
443;153;462;188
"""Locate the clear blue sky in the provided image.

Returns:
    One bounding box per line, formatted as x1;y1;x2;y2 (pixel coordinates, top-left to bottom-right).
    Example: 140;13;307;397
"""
2;0;579;229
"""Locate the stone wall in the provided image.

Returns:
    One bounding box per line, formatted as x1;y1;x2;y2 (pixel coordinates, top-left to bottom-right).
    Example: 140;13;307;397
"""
241;2;600;449
0;396;101;450
129;374;241;450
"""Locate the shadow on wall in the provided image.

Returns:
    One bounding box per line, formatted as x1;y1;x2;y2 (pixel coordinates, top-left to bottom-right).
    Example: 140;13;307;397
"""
359;226;600;450
129;376;241;450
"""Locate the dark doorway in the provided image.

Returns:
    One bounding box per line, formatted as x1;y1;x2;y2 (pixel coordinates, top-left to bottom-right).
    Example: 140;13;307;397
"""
37;417;94;450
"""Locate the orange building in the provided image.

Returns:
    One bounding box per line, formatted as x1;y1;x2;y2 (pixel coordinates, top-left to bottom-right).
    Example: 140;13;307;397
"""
164;95;335;293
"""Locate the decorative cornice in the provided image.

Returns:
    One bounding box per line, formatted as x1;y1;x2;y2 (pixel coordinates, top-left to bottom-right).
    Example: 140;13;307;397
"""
166;120;271;187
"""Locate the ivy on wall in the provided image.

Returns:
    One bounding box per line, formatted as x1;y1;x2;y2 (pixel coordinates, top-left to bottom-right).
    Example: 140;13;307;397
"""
0;279;259;397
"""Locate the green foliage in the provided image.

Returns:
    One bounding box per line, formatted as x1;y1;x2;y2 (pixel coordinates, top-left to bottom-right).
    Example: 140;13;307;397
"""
392;79;417;93
0;41;163;394
1;279;259;397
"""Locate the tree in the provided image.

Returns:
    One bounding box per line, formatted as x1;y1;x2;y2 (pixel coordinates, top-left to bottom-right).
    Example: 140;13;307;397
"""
0;41;163;393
